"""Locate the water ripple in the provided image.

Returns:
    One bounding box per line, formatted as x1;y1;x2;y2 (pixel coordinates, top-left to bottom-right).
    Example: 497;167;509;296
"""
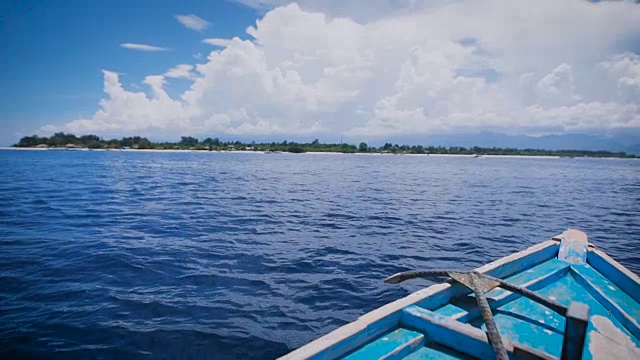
1;151;639;359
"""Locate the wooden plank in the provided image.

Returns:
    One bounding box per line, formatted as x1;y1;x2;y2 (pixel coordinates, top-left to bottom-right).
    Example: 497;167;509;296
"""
278;240;560;360
556;229;588;265
402;344;466;360
561;302;589;360
475;240;560;280
442;260;569;322
401;305;504;359
587;248;640;304
290;315;400;360
341;328;425;360
277;294;428;360
588;315;640;360
401;306;556;360
512;344;560;360
488;296;565;357
570;266;640;339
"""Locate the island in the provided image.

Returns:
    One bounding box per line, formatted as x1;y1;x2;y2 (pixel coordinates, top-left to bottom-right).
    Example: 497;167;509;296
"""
11;132;637;158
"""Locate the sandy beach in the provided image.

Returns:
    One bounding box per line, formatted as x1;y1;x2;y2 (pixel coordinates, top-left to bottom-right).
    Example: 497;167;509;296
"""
0;146;559;158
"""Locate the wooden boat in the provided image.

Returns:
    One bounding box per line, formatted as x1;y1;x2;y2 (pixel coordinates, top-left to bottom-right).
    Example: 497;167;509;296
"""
279;230;640;360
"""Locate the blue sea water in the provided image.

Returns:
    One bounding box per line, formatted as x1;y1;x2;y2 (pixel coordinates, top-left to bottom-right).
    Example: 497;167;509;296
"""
0;150;639;359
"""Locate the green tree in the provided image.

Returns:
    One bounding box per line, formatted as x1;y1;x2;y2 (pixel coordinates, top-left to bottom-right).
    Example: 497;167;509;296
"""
179;136;199;147
49;132;67;146
287;144;305;153
137;138;152;149
358;142;368;152
15;135;45;147
87;141;103;149
80;135;101;145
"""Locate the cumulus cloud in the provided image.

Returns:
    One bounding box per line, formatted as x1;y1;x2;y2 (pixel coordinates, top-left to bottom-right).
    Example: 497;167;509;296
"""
49;1;640;140
175;14;210;31
534;64;581;108
60;70;189;134
599;52;640;102
120;43;170;52
164;64;196;79
234;0;434;22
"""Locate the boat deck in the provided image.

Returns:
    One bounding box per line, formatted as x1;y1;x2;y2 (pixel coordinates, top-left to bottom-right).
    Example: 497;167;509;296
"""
280;230;640;360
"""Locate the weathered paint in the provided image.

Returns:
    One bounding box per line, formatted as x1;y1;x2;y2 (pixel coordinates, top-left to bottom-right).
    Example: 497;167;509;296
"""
342;328;425;360
302;315;400;360
589;315;640;360
278;230;640;360
401;345;463;360
587;249;640;304
562;302;589;360
571;266;640;339
401;305;503;359
480;294;565;357
436;259;569;322
557;229;588;265
401;305;557;360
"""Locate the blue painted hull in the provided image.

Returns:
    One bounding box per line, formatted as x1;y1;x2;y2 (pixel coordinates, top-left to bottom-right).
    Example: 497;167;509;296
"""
280;230;640;359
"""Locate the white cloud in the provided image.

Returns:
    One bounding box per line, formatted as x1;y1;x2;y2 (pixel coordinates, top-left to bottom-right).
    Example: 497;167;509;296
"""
535;63;580;108
175;14;210;31
47;1;640;140
60;71;189;135
203;38;236;47
233;0;438;22
599;52;640;102
120;43;169;52
38;125;57;135
164;64;196;79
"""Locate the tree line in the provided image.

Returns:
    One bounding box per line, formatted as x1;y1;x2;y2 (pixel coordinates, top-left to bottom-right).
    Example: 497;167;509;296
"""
12;132;636;158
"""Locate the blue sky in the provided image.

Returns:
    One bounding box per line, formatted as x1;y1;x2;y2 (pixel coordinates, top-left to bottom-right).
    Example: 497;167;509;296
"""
1;0;640;146
1;0;257;145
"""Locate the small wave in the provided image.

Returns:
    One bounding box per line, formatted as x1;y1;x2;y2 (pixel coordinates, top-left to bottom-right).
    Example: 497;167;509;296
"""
1;151;638;359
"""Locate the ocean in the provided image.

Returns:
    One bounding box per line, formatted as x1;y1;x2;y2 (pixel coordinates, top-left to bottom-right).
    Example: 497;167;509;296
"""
1;150;638;359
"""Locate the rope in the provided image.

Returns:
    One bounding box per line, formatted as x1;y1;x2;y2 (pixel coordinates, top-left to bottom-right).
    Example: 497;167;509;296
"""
469;277;509;360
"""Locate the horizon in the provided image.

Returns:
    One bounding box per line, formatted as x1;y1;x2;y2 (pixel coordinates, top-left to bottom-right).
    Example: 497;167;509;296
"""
8;131;640;155
2;1;640;148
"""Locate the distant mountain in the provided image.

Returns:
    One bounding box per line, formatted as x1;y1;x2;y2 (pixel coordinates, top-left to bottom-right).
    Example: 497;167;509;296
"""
624;144;640;155
379;132;640;155
207;132;640;154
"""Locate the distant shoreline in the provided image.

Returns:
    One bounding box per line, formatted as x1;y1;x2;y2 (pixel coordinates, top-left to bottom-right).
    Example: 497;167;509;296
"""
3;146;638;160
11;133;637;158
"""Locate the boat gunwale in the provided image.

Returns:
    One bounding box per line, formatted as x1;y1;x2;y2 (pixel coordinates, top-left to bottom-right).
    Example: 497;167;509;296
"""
278;239;561;360
587;247;640;303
